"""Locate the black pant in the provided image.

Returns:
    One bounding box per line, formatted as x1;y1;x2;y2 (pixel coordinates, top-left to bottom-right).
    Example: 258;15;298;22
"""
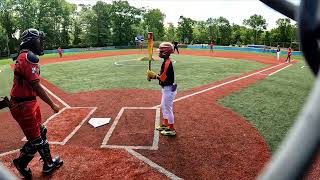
174;46;179;54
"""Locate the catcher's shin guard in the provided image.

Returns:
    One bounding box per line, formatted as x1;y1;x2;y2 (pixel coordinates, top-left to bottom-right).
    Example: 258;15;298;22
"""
36;132;63;175
40;125;47;142
13;141;37;179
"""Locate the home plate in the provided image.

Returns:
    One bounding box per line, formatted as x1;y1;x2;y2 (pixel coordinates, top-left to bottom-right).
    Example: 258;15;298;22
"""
89;118;111;128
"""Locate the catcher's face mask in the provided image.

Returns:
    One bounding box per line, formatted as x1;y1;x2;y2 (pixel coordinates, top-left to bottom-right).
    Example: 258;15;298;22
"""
20;29;45;56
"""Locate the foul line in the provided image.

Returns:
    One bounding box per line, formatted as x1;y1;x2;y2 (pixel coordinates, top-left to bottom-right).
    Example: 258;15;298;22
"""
41;84;71;108
126;148;183;180
153;63;285;108
268;64;292;76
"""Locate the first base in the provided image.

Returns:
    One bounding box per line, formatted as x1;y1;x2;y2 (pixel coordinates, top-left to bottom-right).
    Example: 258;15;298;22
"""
89;118;111;128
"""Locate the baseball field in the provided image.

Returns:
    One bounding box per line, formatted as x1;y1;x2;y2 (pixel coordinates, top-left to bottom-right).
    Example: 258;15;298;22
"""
0;48;318;179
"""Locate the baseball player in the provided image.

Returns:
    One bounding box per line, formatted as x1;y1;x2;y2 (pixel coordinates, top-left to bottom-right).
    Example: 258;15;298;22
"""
276;45;281;61
210;41;214;53
9;29;63;179
285;47;292;63
147;42;177;136
57;47;62;58
173;41;179;54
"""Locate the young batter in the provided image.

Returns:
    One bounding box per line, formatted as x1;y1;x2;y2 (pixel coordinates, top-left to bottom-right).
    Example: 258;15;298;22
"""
147;42;177;136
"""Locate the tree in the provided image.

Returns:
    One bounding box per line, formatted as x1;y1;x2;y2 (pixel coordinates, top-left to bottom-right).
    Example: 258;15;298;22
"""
90;1;112;46
164;23;176;42
143;9;165;41
0;0;18;55
193;21;208;44
230;24;241;45
0;24;9;55
243;14;267;44
110;0;141;46
177;16;195;43
16;0;39;30
275;18;295;43
60;2;76;47
214;17;231;45
206;18;216;41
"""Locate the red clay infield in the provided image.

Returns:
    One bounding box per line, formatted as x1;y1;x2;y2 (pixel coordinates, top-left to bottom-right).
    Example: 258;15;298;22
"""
1;49;316;179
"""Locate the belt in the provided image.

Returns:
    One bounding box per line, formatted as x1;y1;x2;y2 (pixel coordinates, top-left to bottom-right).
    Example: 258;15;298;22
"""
11;96;36;103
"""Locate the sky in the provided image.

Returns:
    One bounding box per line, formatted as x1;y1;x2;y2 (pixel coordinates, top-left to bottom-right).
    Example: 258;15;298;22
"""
66;0;300;30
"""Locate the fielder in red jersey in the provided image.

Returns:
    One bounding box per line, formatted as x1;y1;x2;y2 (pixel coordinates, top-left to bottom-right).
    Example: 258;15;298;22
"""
285;47;292;63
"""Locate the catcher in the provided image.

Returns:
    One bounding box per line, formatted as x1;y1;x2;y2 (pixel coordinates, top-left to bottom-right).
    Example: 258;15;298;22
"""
6;29;63;179
147;42;177;136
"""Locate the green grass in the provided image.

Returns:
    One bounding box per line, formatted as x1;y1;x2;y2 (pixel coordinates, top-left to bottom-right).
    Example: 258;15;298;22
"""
218;61;315;153
40;49;142;59
41;54;267;93
187;48;304;61
0;64;13;112
0;58;13;66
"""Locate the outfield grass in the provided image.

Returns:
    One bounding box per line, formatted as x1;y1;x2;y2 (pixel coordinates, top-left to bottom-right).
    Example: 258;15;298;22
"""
0;49;142;66
186;48;304;61
41;54;267;93
0;59;13;66
0;64;13;112
219;61;315;153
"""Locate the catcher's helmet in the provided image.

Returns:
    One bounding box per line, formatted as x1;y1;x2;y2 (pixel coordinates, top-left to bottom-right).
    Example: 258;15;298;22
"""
20;28;45;56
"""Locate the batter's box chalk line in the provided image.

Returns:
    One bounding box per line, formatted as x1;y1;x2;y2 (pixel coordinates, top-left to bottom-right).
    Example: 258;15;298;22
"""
100;106;182;179
101;107;160;151
21;107;97;145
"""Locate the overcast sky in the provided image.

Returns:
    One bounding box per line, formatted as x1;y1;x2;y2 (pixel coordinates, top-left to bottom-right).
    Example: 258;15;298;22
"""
66;0;300;30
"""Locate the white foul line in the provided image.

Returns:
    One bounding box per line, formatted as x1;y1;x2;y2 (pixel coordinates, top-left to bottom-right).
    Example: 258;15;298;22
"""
153;63;285;108
126;148;183;180
268;64;292;76
41;84;71;108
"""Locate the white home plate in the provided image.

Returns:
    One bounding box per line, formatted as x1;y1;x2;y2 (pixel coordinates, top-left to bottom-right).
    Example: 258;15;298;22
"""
88;118;111;128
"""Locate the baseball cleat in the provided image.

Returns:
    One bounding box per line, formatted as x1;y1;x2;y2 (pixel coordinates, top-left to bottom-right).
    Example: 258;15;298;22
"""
156;125;169;131
160;129;176;136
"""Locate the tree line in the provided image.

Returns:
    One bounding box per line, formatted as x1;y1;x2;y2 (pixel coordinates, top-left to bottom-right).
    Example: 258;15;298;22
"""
0;0;298;56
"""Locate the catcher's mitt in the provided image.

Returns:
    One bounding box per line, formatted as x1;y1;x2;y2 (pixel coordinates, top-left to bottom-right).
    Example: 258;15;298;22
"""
0;97;10;109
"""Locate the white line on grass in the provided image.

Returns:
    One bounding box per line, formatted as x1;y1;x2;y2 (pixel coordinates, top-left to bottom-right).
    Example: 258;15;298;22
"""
153;63;285;108
41;84;71;108
126;148;183;180
269;64;292;76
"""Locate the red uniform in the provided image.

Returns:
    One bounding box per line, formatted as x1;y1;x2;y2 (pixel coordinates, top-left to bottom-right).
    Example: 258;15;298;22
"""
58;47;62;58
288;48;292;56
210;42;214;49
10;51;41;140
